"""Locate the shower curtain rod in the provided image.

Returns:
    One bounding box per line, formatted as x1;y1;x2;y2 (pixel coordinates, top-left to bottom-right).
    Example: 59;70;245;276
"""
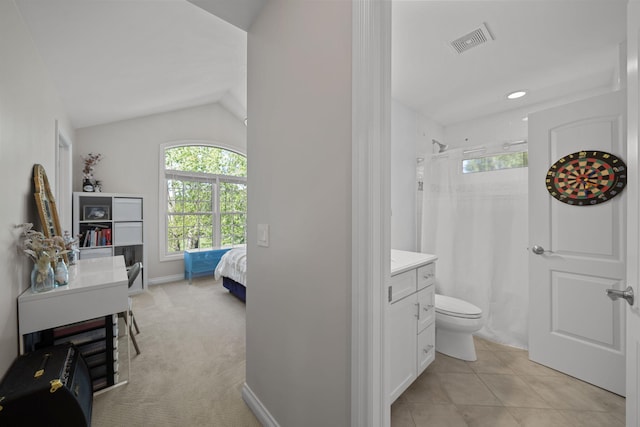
462;139;528;155
503;139;527;149
432;139;529;157
463;147;486;155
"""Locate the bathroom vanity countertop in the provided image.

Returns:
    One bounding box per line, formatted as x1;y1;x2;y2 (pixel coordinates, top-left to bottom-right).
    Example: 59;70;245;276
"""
391;249;437;276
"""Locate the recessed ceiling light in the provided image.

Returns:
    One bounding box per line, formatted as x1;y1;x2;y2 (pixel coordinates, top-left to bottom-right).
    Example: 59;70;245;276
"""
507;90;527;100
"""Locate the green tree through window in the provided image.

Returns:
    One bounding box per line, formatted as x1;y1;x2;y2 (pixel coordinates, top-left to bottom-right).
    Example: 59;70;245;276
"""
164;145;246;254
462;152;528;174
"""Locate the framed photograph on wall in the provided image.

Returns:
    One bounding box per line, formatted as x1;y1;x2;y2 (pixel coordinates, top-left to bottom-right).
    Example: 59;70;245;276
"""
83;205;110;220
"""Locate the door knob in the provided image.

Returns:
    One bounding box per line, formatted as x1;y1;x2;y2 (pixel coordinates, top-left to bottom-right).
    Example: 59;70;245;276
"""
606;286;634;306
532;245;549;255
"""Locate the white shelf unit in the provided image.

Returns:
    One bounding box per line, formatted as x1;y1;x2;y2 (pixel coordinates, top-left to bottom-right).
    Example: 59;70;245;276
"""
73;192;146;293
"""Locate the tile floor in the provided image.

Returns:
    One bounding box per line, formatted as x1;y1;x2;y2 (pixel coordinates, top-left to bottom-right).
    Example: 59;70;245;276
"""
391;337;625;427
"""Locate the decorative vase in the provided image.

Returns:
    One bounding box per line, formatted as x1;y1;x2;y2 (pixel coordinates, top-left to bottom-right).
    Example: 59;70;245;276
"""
55;260;69;286
83;178;94;192
31;263;55;293
67;249;77;265
63;230;78;265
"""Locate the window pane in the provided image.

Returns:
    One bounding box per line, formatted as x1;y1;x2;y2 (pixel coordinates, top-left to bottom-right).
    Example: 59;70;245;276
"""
165;146;247;177
167;237;181;253
220;182;246;211
181;214;199;249
220;182;247;246
220;212;246;246
198;214;214;248
167;218;185;252
462;152;528;174
167;179;184;213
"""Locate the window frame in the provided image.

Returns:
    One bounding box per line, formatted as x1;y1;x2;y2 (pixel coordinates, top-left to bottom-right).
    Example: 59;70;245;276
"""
159;141;247;262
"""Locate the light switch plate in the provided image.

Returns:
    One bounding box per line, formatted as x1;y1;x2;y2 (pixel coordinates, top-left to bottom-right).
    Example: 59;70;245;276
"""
257;224;269;247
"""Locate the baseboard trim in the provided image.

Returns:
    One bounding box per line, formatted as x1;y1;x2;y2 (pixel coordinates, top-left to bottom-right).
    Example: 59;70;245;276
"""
242;383;280;427
148;274;185;286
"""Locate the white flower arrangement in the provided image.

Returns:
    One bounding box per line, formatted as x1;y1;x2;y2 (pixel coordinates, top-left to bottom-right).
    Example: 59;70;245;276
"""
16;223;67;277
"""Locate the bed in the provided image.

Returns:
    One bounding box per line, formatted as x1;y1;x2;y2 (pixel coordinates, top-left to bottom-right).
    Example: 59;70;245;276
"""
214;247;247;302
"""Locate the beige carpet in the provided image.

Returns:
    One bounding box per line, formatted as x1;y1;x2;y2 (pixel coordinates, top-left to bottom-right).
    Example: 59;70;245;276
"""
92;278;260;427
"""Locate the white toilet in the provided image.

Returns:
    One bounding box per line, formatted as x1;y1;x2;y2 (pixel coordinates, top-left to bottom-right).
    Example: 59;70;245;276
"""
435;294;484;361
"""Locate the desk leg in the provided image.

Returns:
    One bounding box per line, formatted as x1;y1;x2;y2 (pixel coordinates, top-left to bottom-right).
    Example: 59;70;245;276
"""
126;310;131;385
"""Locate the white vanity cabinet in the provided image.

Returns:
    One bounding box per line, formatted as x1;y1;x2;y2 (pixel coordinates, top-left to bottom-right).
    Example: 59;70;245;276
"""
389;250;437;403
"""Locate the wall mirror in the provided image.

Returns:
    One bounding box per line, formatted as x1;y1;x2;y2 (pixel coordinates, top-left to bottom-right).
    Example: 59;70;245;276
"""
33;164;67;263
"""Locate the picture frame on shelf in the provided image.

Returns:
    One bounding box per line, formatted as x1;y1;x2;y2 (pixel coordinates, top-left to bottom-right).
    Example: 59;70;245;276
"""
83;205;110;220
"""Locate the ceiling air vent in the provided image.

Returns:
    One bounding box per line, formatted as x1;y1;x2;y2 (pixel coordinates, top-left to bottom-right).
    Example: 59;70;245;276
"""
450;23;494;54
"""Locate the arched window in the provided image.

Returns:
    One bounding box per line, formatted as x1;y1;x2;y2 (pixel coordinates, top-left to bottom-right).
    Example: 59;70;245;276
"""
161;143;246;257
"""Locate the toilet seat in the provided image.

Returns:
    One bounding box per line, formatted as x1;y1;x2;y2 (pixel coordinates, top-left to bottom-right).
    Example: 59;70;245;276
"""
435;294;482;319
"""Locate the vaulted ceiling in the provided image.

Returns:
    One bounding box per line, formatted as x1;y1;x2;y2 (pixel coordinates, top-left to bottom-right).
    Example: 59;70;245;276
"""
16;0;627;129
16;0;248;129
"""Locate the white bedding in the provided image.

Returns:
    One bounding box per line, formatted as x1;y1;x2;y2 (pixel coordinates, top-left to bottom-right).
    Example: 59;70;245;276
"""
214;247;247;286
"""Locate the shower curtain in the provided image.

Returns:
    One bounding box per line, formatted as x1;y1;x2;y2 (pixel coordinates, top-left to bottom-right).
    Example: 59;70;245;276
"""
421;146;529;349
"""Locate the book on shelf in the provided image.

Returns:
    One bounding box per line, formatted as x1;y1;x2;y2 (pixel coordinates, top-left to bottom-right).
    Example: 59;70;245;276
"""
81;227;112;247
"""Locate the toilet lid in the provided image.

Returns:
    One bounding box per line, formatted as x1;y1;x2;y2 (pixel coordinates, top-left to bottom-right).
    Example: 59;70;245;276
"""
435;294;482;319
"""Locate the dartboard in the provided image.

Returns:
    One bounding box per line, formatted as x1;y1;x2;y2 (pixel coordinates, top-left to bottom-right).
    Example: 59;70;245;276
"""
546;150;627;206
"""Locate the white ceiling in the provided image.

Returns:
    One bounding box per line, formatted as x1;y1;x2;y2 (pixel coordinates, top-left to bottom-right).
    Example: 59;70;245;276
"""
16;0;248;129
393;0;627;126
16;0;628;130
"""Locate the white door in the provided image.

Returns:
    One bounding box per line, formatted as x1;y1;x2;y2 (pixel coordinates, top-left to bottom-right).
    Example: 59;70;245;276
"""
626;1;640;423
528;90;626;396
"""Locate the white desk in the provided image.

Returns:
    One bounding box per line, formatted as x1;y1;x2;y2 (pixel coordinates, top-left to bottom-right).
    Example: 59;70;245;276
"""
18;256;128;336
18;255;130;392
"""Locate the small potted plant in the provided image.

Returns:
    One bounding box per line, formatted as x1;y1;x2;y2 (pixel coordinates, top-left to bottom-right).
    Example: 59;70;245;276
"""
17;223;67;292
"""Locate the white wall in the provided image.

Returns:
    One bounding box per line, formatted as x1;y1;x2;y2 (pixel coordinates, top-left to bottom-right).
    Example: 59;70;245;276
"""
391;100;443;252
0;0;74;375
246;1;352;426
444;87;614;151
75;103;246;282
444;108;529;150
416;114;445;159
391;100;418;251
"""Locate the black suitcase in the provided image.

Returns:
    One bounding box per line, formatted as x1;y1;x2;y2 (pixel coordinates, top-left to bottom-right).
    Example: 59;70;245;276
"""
0;343;92;426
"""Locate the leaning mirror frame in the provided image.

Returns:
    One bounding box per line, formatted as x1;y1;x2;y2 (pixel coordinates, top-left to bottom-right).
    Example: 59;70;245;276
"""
33;164;68;264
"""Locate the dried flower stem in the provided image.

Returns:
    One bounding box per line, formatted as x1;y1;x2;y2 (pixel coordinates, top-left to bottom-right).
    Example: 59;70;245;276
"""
82;152;102;180
16;223;67;272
